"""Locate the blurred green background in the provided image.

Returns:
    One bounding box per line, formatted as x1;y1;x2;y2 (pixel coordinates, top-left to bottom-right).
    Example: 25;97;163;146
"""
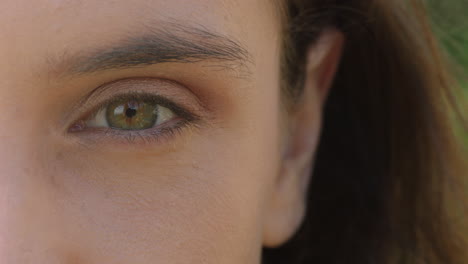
427;0;468;147
427;0;468;246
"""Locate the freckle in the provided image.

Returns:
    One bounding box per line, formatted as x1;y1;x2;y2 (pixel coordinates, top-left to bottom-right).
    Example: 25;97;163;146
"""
55;150;64;161
62;250;87;264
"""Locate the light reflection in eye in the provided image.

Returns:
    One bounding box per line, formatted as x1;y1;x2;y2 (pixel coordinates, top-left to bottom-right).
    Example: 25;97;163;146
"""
86;98;176;131
113;105;125;115
68;92;199;142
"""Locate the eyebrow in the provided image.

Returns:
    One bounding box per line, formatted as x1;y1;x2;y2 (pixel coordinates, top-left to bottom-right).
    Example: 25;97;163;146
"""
60;22;253;76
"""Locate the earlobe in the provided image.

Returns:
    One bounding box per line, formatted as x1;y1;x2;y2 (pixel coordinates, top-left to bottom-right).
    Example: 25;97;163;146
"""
262;160;307;247
262;29;344;248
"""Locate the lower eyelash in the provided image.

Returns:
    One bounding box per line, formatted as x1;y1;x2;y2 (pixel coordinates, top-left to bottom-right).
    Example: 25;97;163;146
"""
76;118;198;146
69;91;203;145
120;120;190;144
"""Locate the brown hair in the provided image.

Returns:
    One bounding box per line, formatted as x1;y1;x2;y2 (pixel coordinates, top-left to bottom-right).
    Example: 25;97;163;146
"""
264;0;467;263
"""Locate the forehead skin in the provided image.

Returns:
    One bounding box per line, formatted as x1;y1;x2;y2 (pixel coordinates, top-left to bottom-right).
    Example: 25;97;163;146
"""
0;0;279;77
0;0;284;264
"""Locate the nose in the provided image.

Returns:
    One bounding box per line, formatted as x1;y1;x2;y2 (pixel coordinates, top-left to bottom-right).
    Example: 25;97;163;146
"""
0;128;70;263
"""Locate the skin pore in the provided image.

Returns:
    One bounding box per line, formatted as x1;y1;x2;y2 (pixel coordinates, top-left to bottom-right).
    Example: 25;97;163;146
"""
0;0;343;263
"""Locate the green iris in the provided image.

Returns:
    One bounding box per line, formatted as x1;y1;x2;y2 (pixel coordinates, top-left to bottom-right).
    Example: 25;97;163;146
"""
106;100;159;130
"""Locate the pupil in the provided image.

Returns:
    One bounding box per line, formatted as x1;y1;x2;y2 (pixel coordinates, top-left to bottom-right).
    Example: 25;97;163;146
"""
125;107;137;118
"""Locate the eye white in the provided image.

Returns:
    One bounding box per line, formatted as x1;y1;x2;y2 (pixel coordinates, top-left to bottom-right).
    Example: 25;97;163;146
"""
85;104;176;128
86;107;108;128
155;105;176;126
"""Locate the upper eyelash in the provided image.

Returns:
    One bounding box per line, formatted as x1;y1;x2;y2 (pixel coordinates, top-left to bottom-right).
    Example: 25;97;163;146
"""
69;92;200;143
88;92;199;122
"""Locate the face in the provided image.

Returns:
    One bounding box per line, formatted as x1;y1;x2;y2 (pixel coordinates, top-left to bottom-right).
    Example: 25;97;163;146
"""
0;0;343;263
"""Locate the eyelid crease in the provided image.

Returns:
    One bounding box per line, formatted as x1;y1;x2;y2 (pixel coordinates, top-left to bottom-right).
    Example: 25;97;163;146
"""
65;77;207;130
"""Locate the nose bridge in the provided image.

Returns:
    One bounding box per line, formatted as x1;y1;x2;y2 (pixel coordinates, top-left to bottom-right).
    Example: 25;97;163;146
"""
0;102;43;183
0;74;49;172
0;8;76;261
0;118;61;263
0;164;33;263
0;125;92;263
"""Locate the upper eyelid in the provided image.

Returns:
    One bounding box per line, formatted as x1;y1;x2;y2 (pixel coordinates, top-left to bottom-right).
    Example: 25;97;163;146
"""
65;77;206;129
82;78;184;104
74;78;191;112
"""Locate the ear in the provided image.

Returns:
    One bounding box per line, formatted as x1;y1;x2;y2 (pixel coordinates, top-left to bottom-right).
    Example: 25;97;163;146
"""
262;29;344;248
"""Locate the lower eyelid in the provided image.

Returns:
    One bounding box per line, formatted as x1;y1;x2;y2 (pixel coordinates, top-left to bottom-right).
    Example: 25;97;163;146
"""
70;118;195;148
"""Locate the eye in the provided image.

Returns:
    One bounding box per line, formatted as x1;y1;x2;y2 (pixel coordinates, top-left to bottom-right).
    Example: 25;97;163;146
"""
70;92;198;137
86;98;176;130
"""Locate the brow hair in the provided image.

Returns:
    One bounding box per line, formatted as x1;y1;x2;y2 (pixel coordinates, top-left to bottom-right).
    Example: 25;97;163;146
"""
61;21;253;76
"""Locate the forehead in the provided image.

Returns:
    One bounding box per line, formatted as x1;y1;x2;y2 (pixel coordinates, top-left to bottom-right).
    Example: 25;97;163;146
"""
0;0;280;77
0;0;266;22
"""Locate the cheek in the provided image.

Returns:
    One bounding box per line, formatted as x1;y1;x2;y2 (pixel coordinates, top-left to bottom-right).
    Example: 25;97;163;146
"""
53;96;281;263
